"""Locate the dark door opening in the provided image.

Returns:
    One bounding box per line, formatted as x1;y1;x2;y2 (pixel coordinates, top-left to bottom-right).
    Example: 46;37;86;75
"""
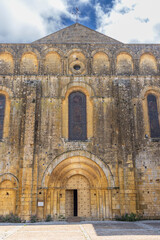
74;189;78;216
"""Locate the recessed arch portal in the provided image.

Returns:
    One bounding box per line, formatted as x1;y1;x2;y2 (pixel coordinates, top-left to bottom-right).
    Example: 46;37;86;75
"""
42;151;114;220
42;151;114;188
48;156;108;189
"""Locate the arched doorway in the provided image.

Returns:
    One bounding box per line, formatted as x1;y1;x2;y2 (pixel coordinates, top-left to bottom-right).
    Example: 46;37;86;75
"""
44;155;113;220
65;175;90;217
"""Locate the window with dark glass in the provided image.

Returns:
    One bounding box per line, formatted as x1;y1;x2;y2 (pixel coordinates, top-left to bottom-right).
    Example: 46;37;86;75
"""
69;91;87;141
147;94;160;138
0;95;5;140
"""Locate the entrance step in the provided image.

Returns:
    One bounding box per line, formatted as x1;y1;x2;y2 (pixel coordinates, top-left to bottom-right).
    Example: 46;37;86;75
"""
67;216;82;222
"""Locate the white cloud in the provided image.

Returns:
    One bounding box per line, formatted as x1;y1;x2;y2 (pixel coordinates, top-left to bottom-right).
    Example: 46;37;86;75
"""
95;0;160;43
1;0;159;44
0;0;88;43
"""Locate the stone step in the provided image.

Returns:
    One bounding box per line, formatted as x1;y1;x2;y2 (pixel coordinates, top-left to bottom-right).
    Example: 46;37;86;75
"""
67;216;82;222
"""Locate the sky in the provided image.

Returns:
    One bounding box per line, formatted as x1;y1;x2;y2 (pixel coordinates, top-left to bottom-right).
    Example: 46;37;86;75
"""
0;0;160;44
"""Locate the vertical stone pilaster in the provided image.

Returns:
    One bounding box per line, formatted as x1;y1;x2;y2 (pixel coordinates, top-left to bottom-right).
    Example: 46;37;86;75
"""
19;82;36;221
50;189;54;216
108;189;112;218
115;79;137;215
43;189;47;219
31;154;38;216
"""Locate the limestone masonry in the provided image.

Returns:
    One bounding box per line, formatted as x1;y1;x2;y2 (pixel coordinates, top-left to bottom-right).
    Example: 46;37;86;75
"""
0;23;160;221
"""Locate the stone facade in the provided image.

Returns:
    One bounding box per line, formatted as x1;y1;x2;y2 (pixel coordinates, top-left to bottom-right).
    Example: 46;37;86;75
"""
0;23;160;220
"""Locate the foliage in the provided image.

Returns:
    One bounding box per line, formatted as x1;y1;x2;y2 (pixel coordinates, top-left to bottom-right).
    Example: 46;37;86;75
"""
0;214;22;223
30;215;38;223
45;214;52;222
115;212;142;221
58;215;65;221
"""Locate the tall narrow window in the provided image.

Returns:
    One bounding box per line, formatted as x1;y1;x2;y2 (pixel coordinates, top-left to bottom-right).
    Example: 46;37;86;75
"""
69;91;87;141
0;95;5;140
147;94;160;138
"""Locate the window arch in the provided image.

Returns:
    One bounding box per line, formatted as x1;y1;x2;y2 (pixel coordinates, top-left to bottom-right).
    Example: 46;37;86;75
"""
0;94;6;140
69;91;87;141
147;94;160;138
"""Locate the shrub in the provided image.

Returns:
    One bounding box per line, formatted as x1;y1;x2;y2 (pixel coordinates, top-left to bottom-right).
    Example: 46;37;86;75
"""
30;215;38;223
0;215;5;222
115;212;141;221
58;215;65;221
45;214;52;222
0;214;22;223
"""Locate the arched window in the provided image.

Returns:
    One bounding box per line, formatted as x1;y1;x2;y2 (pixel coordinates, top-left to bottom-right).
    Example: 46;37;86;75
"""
69;91;87;141
147;94;160;138
0;95;5;140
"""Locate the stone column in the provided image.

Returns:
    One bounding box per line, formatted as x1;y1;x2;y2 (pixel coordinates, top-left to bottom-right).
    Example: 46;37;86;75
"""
43;189;47;219
114;79;136;215
50;189;54;216
19;81;37;221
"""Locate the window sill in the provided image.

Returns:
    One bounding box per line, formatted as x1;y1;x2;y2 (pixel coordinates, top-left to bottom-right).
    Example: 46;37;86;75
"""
61;138;92;144
151;138;160;142
67;139;88;142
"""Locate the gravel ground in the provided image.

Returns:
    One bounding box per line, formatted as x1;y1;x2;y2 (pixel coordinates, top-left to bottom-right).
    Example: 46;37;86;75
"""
0;220;160;240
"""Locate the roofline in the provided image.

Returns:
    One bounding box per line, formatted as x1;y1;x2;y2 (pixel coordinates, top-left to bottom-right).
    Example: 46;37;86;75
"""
32;23;122;44
75;23;122;44
32;23;78;43
0;43;160;46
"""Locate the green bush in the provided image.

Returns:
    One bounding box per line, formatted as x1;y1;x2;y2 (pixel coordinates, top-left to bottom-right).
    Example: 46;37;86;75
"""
45;214;52;222
0;214;22;223
30;215;38;223
58;215;65;221
115;212;141;221
0;215;5;222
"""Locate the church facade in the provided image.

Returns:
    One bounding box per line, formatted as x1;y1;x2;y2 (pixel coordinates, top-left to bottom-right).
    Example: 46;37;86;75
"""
0;23;160;221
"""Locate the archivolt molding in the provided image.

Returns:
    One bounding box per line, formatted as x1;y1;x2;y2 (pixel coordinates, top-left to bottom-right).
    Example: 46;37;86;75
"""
65;48;89;58
0;50;15;59
0;173;19;188
91;48;112;59
0;86;13;98
41;150;115;188
140;86;160;100
60;168;98;188
137;50;158;59
114;48;136;59
18;47;41;60
61;81;95;99
41;47;64;58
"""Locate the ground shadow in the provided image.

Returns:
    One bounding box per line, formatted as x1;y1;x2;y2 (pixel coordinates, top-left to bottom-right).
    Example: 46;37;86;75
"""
90;221;160;236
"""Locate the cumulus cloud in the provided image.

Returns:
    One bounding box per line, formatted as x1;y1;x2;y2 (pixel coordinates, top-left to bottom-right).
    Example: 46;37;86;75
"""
95;0;160;43
1;0;159;44
0;0;90;43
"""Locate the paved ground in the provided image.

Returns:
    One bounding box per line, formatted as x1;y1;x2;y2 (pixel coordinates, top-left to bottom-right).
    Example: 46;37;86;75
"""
0;220;160;240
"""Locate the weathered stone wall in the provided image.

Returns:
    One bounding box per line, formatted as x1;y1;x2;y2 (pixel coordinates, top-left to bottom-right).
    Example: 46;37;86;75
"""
0;33;160;220
0;43;160;76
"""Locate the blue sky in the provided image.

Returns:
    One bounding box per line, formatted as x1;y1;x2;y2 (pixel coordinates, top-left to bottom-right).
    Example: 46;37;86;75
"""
0;0;160;43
